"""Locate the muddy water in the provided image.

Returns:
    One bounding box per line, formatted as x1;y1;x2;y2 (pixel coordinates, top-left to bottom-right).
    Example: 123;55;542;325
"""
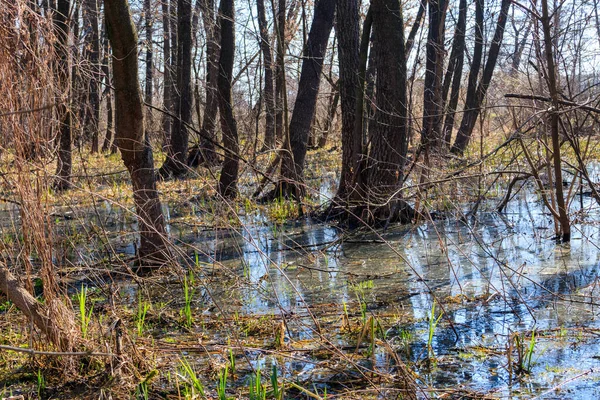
5;183;600;397
175;189;600;398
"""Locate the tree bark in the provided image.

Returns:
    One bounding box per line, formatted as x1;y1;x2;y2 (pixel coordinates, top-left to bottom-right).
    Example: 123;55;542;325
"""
274;0;286;143
82;0;100;153
217;0;240;198
159;0;193;178
451;0;511;154
368;0;408;192
333;0;360;202
53;0;72;191
420;0;447;150
144;0;154;136
101;17;115;153
257;0;276;150
162;0;175;149
105;0;170;266
277;0;335;199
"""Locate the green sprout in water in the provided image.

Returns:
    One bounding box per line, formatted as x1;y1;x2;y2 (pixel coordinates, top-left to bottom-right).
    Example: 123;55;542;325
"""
180;270;195;328
179;356;204;398
270;365;282;400
217;366;229;400
515;328;537;374
77;284;93;339
427;301;443;358
249;367;266;400
37;369;45;398
136;296;151;336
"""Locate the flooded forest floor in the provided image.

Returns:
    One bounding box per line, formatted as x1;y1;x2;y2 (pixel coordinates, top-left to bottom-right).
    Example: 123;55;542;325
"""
2;147;600;399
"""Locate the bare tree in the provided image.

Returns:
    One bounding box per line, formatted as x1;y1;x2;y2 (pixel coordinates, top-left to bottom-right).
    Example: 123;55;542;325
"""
217;0;240;198
257;0;277;150
333;0;360;203
276;0;335;199
187;0;219;168
160;0;193;178
421;0;448;150
451;0;511;154
441;0;467;145
53;0;72;190
144;0;154;135
105;0;170;266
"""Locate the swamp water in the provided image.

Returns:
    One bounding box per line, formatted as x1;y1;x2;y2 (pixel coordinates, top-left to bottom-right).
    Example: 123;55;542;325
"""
3;185;600;398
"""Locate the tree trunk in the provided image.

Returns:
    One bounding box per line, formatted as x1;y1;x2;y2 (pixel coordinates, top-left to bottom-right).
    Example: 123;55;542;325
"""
441;0;467;145
217;0;240;198
540;0;570;241
53;0;72;191
144;0;154;136
420;0;447;150
257;0;276;150
405;0;426;56
159;0;193;178
451;0;511;154
82;0;100;153
162;0;174;149
333;0;360;202
105;0;170;266
368;0;408;192
274;0;286;143
101;17;115;153
188;0;219;168
277;0;335;199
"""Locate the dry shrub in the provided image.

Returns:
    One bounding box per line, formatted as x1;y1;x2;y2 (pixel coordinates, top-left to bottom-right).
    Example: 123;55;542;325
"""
0;0;79;356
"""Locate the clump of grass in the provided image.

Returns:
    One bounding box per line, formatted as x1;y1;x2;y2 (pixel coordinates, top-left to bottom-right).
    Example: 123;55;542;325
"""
136;296;151;336
77;284;94;339
36;369;45;398
180;270;195;328
217;366;229;400
270;365;282;400
249;367;266;400
136;370;157;400
179;356;205;398
515;328;537;374
427;301;442;358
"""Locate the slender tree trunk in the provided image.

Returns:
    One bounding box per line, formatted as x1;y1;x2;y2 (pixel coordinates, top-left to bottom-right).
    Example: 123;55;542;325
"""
420;0;447;150
277;0;335;199
540;0;570;241
217;0;240;198
274;0;286;143
105;0;170;266
144;0;154;136
257;0;276;150
53;0;72;190
159;0;193;178
188;0;219;167
101;17;115;153
82;0;100;153
405;0;426;55
441;0;467;145
162;0;174;149
318;83;339;148
333;0;360;202
451;0;511;154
